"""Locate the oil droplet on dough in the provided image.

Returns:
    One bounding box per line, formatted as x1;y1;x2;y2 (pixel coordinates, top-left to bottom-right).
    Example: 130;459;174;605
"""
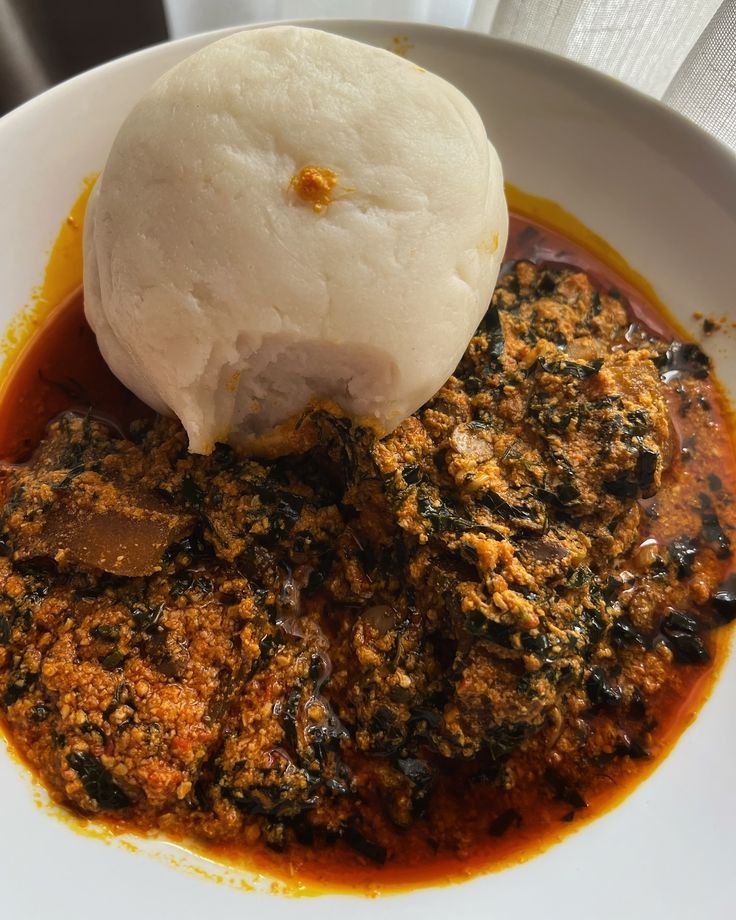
479;231;500;255
290;165;338;213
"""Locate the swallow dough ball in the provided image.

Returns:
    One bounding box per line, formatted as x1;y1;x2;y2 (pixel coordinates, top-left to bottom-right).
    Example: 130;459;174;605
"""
84;26;507;453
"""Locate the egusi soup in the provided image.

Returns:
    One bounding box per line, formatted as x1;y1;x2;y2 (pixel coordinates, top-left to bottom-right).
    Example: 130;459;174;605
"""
0;190;734;893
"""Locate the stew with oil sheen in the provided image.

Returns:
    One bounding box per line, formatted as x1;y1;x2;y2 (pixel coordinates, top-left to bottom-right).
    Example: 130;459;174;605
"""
0;210;734;893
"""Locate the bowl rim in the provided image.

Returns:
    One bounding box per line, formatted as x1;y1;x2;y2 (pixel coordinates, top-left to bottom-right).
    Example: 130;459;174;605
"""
0;19;734;914
2;17;735;186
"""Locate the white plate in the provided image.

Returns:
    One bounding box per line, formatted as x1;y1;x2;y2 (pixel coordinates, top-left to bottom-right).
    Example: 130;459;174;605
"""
0;20;734;920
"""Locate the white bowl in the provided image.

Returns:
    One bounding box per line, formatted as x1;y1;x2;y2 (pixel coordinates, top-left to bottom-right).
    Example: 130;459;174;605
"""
0;20;734;920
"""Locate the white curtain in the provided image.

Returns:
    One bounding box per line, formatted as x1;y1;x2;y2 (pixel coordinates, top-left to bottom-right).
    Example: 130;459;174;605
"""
163;0;736;150
473;0;736;149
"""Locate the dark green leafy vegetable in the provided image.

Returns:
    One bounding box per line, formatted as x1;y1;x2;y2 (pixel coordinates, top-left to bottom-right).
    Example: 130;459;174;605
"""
478;490;538;524
100;649;126;671
80;721;107;744
537;356;603;379
67;751;131;809
180;474;205;509
614;736;650;760
402;464;421;485
143;630;187;678
579;607;606;645
53;463;90;492
483;303;505;363
626;409;649;435
343;826;387;865
304;704;348;765
612;618;645;648
487;723;532;762
586;667;623;709
544;768;588;810
655;341;710;380
555;481;581;504
565;566;592;589
3;667;38;706
367;704;406;755
28;702;51;723
163;531;213;563
712;574;736;623
103;681;135;720
636;447;658;491
489;808;522;837
661;611;709;664
668;537;697;579
417;494;475;532
397;757;433;788
254;633;286;672
282;686;302;754
169;574;193;599
90;623;120;642
465;610;514;646
131;603;165;632
627;687;647;721
223;776;314;819
696;493;731;559
603;474;640;500
707;473;723;493
521;632;550;654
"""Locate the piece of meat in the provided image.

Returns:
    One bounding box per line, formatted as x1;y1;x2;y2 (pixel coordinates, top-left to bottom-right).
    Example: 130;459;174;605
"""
2;414;193;575
12;483;193;576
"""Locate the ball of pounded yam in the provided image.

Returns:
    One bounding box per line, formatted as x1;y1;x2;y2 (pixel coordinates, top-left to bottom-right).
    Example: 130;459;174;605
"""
84;26;507;454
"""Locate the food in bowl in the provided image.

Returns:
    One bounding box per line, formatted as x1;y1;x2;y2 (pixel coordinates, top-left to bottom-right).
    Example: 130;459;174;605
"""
0;26;734;894
84;26;507;454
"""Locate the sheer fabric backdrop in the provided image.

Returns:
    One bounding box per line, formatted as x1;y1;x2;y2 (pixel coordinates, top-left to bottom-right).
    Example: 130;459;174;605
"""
472;0;735;149
164;0;736;150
